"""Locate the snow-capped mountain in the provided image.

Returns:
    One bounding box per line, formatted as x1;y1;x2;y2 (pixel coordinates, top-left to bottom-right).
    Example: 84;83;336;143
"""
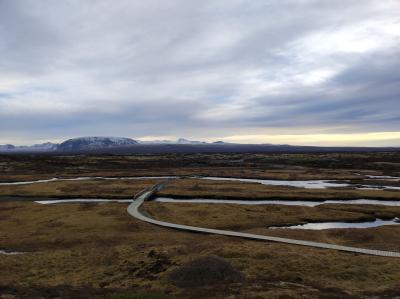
0;142;58;152
0;137;138;153
57;137;138;151
0;137;241;153
176;138;206;145
212;141;232;145
0;144;16;151
139;138;207;145
138;140;176;145
30;142;59;150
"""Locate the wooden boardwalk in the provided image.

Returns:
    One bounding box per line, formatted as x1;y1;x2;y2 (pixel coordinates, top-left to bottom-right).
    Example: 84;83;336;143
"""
127;185;400;258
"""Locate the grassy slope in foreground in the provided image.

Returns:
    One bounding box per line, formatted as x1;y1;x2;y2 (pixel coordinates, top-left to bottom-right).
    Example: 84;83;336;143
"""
1;201;400;298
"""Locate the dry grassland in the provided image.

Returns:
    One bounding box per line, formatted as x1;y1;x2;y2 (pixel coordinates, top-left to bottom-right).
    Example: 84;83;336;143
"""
157;178;400;201
1;201;400;298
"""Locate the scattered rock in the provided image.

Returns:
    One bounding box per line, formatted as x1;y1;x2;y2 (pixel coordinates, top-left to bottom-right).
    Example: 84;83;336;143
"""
147;249;157;258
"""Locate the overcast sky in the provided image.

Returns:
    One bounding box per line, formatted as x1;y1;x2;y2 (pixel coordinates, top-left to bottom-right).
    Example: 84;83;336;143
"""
0;0;399;146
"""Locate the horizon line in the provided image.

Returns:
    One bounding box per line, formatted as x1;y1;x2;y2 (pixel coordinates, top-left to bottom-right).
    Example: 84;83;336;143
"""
1;131;400;148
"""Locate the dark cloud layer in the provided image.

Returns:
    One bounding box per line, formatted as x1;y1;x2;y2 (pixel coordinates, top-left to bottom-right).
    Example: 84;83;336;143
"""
0;0;399;145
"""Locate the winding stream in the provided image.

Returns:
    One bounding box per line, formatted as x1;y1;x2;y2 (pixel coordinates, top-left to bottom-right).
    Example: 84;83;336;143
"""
154;197;400;207
35;199;133;204
0;176;178;186
1;175;400;191
366;175;400;181
0;249;24;255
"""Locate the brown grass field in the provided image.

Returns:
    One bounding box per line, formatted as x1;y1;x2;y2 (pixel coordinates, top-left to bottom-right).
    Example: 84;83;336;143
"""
157;178;400;201
2;152;399;182
0;179;161;199
2;201;400;299
1;153;400;298
143;201;400;251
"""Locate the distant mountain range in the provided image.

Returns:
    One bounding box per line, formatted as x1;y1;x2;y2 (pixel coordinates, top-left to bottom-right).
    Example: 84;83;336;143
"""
0;142;59;152
57;137;138;151
139;138;211;145
0;137;228;153
0;136;399;154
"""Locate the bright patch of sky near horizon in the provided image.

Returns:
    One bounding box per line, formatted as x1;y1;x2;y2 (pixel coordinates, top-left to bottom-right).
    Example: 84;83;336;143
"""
0;0;399;146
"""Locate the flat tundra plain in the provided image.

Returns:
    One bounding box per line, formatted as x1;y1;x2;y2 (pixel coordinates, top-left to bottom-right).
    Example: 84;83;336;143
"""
1;152;400;299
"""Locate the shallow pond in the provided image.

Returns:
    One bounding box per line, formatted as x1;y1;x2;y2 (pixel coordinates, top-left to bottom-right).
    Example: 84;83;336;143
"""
199;177;349;189
270;218;400;230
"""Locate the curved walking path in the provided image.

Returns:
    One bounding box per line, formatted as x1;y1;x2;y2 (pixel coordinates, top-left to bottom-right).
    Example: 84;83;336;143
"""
6;177;400;257
127;184;400;258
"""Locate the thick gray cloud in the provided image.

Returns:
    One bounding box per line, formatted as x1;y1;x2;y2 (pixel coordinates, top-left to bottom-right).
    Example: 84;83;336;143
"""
0;0;399;145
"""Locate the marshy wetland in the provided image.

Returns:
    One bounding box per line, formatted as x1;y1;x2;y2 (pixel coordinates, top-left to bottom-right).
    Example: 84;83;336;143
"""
1;152;400;298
